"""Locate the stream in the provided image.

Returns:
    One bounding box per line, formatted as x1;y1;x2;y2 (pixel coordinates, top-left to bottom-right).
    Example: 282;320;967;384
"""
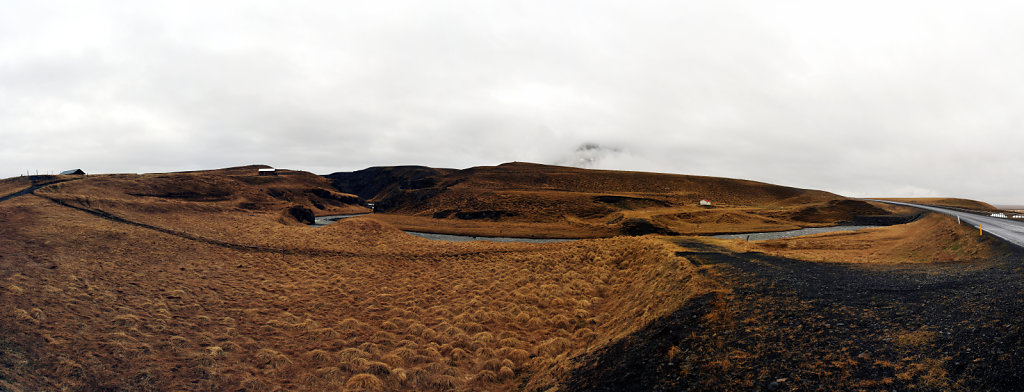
312;214;577;243
312;214;368;227
711;225;878;241
314;215;880;243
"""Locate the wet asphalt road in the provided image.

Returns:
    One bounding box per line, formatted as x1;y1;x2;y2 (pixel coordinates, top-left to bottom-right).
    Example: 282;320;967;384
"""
870;200;1024;248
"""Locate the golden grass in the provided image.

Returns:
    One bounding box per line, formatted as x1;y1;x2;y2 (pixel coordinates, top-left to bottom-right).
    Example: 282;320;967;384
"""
713;213;993;264
0;177;32;199
342;162;882;238
892;327;937;348
0;179;711;391
877;197;998;211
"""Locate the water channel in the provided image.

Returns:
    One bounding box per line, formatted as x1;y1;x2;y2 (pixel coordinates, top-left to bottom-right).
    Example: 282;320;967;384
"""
711;225;878;241
312;214;575;243
313;214;879;242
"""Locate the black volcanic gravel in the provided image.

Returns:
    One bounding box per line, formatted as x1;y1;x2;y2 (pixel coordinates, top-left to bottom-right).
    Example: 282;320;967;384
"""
565;237;1024;391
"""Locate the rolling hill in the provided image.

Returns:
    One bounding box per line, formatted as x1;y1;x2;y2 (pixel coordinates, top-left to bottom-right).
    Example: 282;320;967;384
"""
326;162;897;238
0;163;1009;391
0;166;712;391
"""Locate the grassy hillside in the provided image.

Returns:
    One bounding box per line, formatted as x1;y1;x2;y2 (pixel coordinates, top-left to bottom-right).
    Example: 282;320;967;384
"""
328;162;896;237
36;165;366;225
877;197;998;212
0;176;32;199
0;169;713;391
0;165;1001;391
718;213;993;264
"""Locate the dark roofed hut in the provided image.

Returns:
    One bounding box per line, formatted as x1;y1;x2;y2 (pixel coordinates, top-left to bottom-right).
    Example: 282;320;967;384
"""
60;169;85;175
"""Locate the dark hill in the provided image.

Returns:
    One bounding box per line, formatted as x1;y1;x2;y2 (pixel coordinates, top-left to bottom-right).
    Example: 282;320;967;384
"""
324;162;879;236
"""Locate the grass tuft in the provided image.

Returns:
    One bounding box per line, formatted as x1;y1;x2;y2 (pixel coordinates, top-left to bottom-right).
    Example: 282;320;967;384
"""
345;373;384;391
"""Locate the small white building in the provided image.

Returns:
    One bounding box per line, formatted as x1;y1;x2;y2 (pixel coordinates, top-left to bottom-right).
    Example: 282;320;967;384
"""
699;199;712;206
258;168;277;176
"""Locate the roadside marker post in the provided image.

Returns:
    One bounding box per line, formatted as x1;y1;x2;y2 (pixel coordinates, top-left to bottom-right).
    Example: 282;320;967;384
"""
980;224;983;236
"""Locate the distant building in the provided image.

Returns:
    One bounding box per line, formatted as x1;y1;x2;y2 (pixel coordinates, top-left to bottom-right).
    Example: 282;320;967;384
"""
1013;215;1024;219
991;213;1008;218
60;169;85;175
258;168;277;176
699;199;712;206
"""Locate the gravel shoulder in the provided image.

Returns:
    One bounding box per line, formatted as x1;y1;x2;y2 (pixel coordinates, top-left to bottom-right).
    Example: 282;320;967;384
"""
565;236;1024;391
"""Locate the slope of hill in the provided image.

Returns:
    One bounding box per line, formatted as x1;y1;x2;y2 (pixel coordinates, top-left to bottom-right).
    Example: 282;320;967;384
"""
38;165;365;222
877;197;998;212
0;168;712;391
722;213;993;264
327;162;895;237
0;165;1008;391
0;177;32;199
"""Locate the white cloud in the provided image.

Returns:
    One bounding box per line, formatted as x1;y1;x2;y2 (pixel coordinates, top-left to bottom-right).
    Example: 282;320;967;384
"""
2;0;1024;203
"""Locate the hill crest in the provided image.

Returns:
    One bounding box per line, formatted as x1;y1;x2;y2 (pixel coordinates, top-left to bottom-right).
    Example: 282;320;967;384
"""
325;162;884;237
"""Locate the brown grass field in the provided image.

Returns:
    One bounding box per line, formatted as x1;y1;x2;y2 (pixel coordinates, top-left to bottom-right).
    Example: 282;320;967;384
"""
0;168;716;391
708;213;993;264
328;162;905;238
0;177;32;199
0;165;1002;391
876;197;998;211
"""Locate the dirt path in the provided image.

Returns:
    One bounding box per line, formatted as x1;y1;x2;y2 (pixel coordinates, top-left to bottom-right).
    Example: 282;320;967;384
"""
0;177;77;203
0;185;44;203
565;238;1024;391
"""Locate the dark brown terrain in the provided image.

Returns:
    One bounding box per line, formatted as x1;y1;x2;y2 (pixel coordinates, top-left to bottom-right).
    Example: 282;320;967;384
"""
0;163;1016;391
327;162;901;238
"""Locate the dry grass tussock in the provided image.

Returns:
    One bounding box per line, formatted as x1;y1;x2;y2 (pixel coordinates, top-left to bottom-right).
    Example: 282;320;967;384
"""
0;174;711;391
715;213;994;264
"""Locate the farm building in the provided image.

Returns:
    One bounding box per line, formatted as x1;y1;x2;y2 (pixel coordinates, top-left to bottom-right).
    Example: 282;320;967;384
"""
258;168;277;176
60;169;85;175
699;199;712;206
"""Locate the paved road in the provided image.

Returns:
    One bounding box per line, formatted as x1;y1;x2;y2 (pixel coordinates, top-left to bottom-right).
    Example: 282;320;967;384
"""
870;200;1024;248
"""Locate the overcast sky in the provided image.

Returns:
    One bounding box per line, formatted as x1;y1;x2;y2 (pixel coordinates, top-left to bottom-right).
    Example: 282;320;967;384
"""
2;1;1022;204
